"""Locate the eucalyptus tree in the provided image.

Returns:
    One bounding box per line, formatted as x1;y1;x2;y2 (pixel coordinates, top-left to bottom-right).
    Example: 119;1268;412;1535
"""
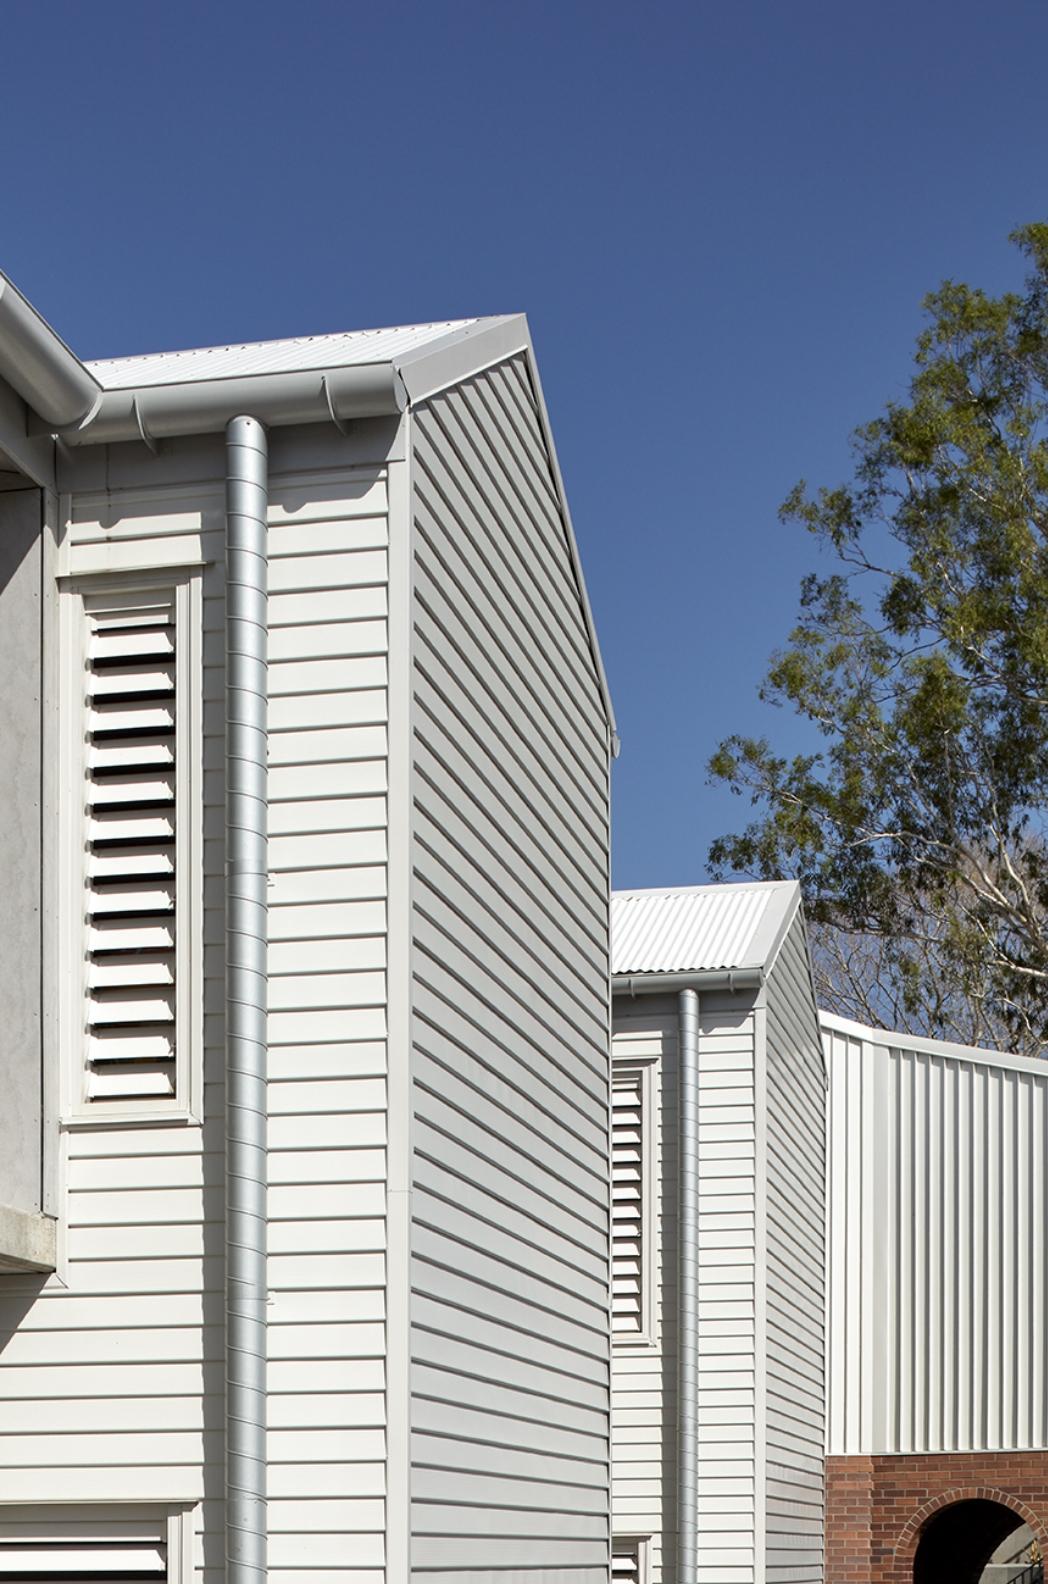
710;224;1048;1055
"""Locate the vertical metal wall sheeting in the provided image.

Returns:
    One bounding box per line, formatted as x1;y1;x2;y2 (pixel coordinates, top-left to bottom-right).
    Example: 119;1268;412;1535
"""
826;1023;1048;1456
225;416;269;1584
678;988;701;1581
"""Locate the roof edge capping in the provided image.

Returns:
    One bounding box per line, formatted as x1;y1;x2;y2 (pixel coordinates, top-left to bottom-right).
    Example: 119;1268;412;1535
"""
0;271;101;429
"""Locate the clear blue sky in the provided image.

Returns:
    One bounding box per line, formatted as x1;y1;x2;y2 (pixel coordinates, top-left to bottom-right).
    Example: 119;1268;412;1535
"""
4;0;1047;888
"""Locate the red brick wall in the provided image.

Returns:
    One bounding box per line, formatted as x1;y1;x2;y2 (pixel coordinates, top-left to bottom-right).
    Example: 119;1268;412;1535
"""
826;1452;1048;1582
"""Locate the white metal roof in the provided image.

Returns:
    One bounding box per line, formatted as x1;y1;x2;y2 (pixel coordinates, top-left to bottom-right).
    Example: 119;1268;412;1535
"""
87;318;482;389
611;880;801;977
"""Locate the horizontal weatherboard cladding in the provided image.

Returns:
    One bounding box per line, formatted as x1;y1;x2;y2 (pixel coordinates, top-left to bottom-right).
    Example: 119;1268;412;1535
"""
611;989;760;1584
763;918;825;1583
409;356;611;1583
0;462;392;1584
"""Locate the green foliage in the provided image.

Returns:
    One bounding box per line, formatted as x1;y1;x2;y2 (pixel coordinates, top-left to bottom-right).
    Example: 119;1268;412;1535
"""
709;224;1048;1053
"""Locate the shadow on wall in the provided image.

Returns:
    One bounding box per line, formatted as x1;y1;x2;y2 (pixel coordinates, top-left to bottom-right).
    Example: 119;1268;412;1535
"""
0;1276;51;1357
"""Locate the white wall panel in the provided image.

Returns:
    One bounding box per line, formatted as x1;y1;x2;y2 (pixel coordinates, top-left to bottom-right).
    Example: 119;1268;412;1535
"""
825;1015;1048;1456
763;922;825;1583
409;357;611;1584
0;462;392;1584
611;991;759;1584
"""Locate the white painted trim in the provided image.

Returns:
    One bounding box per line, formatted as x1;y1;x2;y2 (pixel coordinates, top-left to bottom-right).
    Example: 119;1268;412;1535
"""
40;489;61;1219
396;317;529;407
611;1533;652;1584
384;433;413;1581
753;998;768;1584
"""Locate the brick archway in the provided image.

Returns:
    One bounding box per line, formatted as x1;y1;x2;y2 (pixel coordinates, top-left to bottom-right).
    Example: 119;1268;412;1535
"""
826;1453;1048;1583
893;1486;1046;1583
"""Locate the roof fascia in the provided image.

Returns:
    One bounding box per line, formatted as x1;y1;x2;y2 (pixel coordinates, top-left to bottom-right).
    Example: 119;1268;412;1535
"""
762;887;826;1078
514;325;618;748
395;315;529;405
754;880;804;978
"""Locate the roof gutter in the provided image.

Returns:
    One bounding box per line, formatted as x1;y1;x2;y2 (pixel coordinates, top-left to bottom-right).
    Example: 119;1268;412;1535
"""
48;363;409;446
612;968;765;997
0;272;102;429
0;268;406;444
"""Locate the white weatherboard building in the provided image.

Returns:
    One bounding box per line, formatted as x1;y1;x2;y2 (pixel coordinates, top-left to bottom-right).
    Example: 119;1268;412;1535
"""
0;277;613;1584
610;882;827;1584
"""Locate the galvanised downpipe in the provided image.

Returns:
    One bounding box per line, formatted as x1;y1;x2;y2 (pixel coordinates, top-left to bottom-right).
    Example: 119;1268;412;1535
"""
678;987;701;1584
225;415;269;1584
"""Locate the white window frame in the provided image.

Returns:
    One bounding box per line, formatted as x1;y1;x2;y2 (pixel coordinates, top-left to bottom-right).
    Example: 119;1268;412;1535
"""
611;1055;658;1349
57;570;203;1124
0;1504;192;1584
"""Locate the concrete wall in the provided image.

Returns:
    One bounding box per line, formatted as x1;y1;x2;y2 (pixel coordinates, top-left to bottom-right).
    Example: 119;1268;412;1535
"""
0;487;43;1214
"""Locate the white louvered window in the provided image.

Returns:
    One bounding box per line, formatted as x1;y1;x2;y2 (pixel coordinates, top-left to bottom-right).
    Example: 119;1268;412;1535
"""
612;1065;650;1338
612;1537;646;1584
62;578;201;1117
0;1514;172;1583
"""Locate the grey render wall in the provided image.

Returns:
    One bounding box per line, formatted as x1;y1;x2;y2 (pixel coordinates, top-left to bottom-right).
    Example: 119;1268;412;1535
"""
408;355;612;1582
0;487;43;1213
763;917;825;1582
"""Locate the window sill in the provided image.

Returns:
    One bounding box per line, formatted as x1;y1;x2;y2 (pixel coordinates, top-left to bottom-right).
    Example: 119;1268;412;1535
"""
0;1205;57;1273
60;1107;201;1130
612;1334;660;1356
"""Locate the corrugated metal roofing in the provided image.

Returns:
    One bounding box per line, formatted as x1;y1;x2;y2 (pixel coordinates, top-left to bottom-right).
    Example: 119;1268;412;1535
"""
87;318;482;389
611;880;800;976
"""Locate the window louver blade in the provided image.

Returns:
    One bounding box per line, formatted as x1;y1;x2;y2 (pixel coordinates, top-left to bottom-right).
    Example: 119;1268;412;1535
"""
612;1071;645;1332
612;1541;640;1584
83;600;178;1102
0;1539;166;1578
